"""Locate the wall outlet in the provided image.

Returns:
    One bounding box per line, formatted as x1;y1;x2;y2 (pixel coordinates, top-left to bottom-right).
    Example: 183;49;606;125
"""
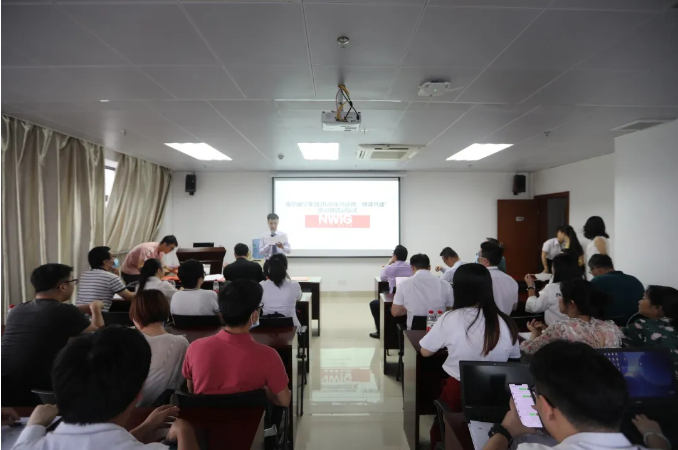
338;280;347;286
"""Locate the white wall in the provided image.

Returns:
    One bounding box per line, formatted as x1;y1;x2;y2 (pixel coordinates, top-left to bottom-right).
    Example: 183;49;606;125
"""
532;154;615;253
615;120;678;288
159;171;529;291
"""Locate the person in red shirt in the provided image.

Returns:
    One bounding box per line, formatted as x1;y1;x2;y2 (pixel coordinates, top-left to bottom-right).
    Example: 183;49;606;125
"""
182;279;291;407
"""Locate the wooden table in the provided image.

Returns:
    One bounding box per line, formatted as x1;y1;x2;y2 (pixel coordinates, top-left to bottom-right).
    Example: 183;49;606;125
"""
403;330;449;450
165;326;300;449
296;292;312;373
11;406;266;450
295;277;321;336
379;293;405;375
444;412;474;450
374;275;389;300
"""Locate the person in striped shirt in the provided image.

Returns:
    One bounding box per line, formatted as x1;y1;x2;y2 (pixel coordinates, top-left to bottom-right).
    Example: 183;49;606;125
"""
76;246;135;311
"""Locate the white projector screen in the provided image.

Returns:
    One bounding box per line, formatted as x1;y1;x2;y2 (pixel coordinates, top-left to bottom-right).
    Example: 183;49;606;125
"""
273;177;400;257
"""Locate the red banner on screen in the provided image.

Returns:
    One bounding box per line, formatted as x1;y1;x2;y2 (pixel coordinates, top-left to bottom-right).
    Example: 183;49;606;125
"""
305;215;370;228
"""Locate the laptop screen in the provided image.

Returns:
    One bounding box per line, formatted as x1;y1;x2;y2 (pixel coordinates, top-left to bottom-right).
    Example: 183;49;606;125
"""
460;362;532;409
601;349;677;399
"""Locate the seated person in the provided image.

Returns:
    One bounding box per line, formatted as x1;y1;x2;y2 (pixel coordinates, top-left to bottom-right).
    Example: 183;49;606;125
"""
392;253;453;329
369;245;411;339
182;280;291;407
13;326;199;449
525;253;583;326
137;258;177;303
76;246;134;311
589;254;645;323
223;243;264;282
476;242;518;315
485;340;663;450
485;238;507;273
435;247;465;283
1;263;103;406
171;259;224;324
260;254;302;327
623;285;678;374
131;290;189;407
521;279;623;355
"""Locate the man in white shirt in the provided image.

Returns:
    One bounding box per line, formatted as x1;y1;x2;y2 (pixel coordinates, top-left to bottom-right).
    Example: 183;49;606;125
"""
392;254;454;329
483;340;653;450
171;259;224;324
541;227;566;273
14;326;199;450
259;213;291;275
477;241;518;316
435;247;465;283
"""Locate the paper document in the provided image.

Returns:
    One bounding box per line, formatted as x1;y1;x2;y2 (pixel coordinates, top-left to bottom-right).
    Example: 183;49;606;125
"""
533;273;552;282
519;332;532;340
204;274;224;282
468;421;493;450
263;234;288;248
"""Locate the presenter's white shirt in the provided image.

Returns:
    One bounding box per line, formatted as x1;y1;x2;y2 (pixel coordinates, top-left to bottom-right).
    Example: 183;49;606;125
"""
143;276;177;303
524;282;568;326
518;432;646;450
260;279;302;327
542;237;564;260
419;308;520;380
440;260;465;283
170;289;220;316
393;270;453;329
259;231;291;260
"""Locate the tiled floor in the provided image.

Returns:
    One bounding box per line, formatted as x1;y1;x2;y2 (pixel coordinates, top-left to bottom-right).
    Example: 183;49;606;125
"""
295;294;432;450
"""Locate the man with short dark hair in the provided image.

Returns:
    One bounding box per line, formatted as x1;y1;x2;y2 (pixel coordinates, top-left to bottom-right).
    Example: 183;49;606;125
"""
435;247;465;283
223;243;265;282
259;213;291;262
541;227;566;273
589;255;645;323
182;280;291;407
76;246;134;311
1;264;104;406
13;326;199;449
392;254;453;329
120;235;178;285
486;238;507;273
477;242;518;315
171;259;224;324
368;244;412;339
483;340;646;450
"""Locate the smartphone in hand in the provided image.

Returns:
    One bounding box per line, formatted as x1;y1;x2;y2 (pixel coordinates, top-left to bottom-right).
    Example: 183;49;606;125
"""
509;384;543;428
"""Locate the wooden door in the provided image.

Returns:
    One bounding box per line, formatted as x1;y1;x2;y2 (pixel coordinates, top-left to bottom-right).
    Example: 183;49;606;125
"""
498;200;540;280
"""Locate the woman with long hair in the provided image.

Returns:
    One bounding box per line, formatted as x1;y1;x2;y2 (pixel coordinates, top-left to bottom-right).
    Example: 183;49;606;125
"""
583;216;610;281
561;225;585;272
521;279;622;355
420;264;520;411
525;253;584;325
260;253;302;327
137;258;177;302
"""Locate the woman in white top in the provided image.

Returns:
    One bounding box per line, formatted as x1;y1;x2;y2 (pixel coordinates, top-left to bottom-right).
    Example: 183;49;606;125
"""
420;263;520;414
525;253;584;325
583;216;610;281
260;253;302;327
130;289;188;406
137;258;177;303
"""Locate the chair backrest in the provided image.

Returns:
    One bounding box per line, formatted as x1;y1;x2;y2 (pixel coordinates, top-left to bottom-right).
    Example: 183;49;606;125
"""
102;311;133;327
259;315;294;328
172;314;221;328
32;389;57;405
175;389;268;408
109;300;131;313
411;315;427;331
434;398;451;444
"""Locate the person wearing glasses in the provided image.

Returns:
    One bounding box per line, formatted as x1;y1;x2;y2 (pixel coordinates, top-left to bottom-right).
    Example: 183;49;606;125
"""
484;340;667;450
76;246;135;312
1;263;104;406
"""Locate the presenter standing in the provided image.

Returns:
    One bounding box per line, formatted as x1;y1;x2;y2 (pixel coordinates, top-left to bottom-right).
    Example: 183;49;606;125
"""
259;213;291;273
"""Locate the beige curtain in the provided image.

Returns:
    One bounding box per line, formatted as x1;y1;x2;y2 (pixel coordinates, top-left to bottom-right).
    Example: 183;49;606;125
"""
1;115;105;313
104;153;171;254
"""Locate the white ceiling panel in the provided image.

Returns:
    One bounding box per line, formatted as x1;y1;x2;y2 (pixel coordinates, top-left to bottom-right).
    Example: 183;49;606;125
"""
313;66;398;100
492;10;655;69
56;67;175;101
62;4;216;66
183;3;309;65
430;0;550;5
455;69;561;104
1;44;41;67
388;67;482;102
140;66;243;100
304;4;423;66
226;65;315;100
404;7;541;68
2;68;87;102
147;101;231;135
389;103;471;144
548;0;676;11
602;69;678;107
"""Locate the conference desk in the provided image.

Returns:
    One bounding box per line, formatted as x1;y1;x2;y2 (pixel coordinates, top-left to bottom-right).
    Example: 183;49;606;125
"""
295;277;321;336
379;293;405;375
10;406;266;450
444;413;474;450
296;292;312;373
403;330;449;450
165;326;301;449
374;276;389;300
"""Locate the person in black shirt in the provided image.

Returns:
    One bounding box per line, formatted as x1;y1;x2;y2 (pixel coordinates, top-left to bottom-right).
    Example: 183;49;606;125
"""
223;243;265;283
1;263;104;406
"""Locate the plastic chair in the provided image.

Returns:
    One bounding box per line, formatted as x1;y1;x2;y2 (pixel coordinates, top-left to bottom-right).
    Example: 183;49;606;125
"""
102;311;133;327
31;389;56;405
172;314;221;328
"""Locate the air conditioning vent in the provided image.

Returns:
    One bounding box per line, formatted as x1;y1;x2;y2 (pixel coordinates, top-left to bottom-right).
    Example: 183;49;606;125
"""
611;119;674;132
356;144;424;161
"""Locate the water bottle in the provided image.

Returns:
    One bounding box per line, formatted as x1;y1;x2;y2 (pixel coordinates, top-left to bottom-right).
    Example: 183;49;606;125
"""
426;310;436;332
213;280;220;293
436;310;443;322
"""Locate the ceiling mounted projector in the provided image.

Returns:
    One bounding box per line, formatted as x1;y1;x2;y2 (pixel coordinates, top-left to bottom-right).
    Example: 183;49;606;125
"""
321;110;361;132
418;81;464;97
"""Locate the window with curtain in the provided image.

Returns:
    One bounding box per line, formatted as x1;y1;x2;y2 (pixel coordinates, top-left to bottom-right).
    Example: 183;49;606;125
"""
105;166;116;205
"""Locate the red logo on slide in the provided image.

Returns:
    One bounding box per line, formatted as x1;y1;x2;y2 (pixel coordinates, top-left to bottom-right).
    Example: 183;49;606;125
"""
305;215;370;228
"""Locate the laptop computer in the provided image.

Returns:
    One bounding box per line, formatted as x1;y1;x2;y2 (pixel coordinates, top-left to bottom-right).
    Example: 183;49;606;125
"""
460;361;532;423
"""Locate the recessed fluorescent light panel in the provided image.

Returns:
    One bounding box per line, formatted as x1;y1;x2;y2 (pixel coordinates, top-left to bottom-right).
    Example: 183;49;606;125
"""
165;143;232;161
447;143;513;161
298;143;339;160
